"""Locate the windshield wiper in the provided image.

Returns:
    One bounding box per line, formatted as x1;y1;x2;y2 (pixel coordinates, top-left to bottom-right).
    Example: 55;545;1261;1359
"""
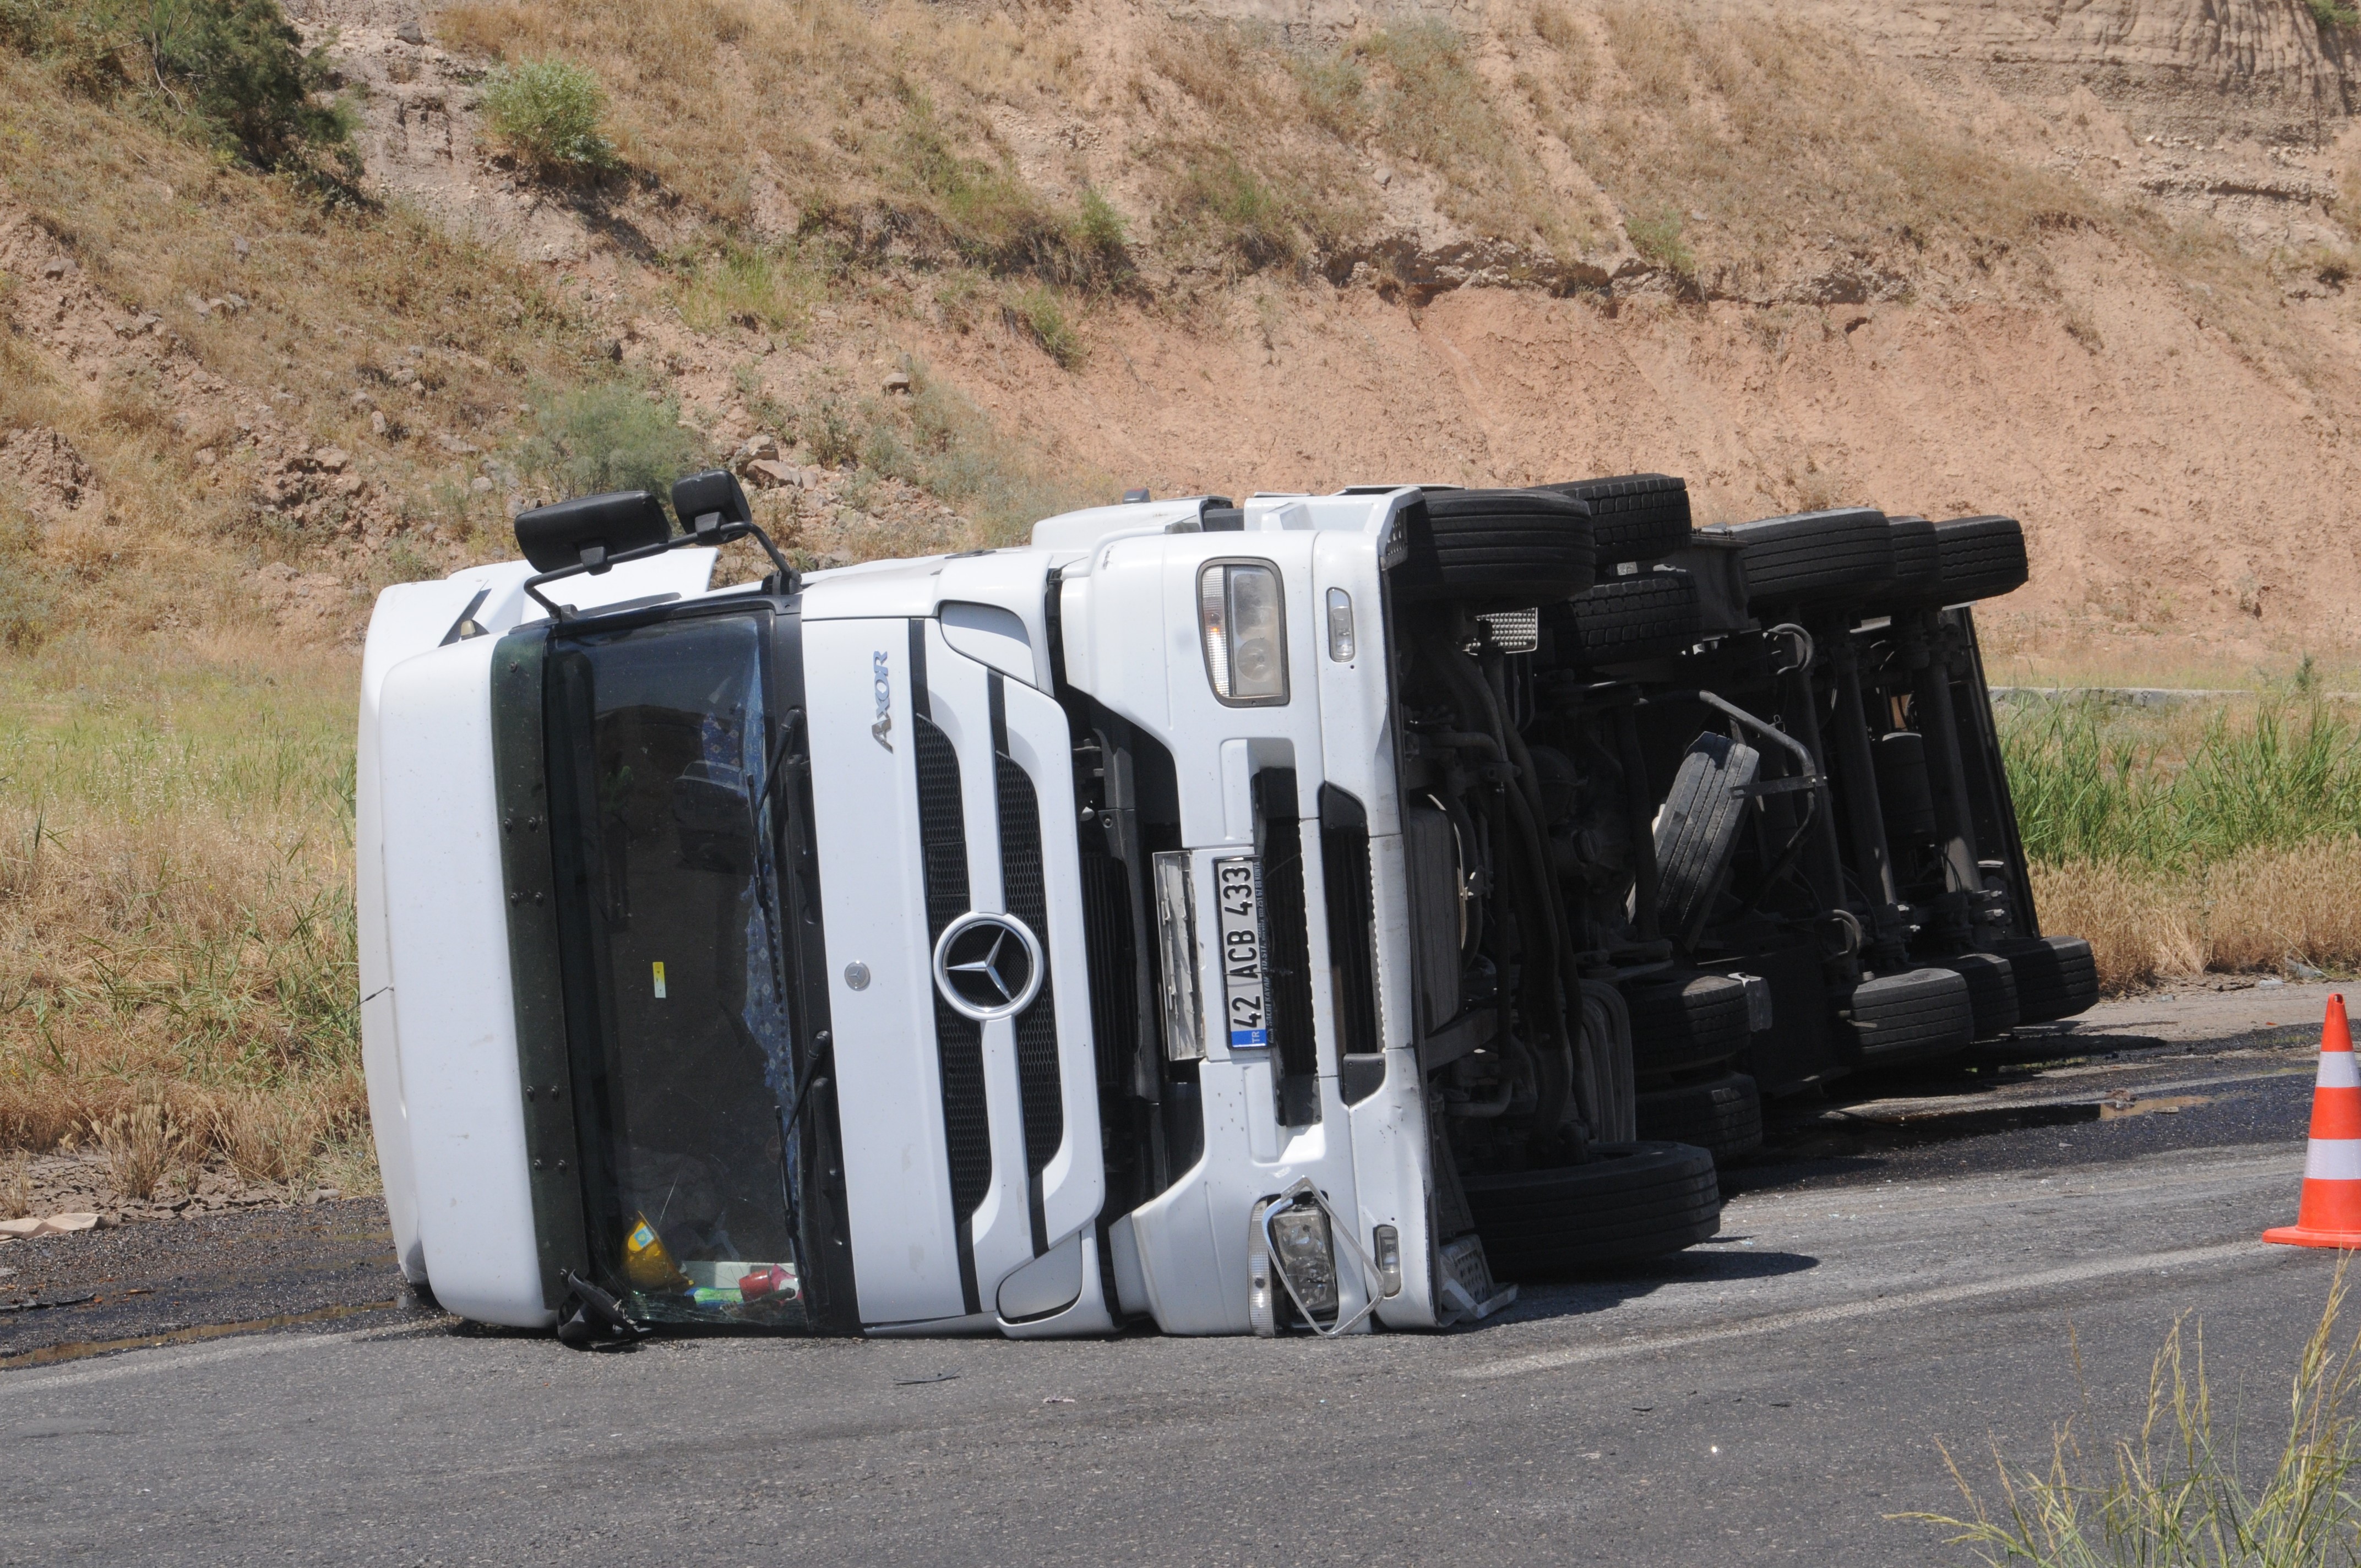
776;1028;835;1239
747;709;803;830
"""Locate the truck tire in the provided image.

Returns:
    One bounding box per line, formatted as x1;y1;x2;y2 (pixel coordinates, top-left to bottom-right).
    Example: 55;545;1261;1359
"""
1538;473;1691;565
1917;515;2028;606
1624;971;1751;1077
1698;508;1893;608
1547;569;1701;666
1653;732;1760;939
1465;1141;1722;1276
1853;514;1941;609
1838;966;1974;1066
1997;935;2100;1023
1392;489;1597;604
1934;951;2021;1040
1634;1072;1764;1162
1890;515;1941;593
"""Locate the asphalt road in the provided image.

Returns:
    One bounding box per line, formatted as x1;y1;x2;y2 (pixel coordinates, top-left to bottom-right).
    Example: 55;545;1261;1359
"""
1;984;2348;1566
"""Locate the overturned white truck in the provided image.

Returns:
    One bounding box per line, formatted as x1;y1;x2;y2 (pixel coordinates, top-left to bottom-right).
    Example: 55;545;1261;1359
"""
358;472;2092;1341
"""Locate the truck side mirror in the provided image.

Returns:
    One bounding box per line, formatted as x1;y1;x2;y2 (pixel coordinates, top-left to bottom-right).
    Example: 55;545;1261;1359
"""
671;469;753;539
513;491;672;574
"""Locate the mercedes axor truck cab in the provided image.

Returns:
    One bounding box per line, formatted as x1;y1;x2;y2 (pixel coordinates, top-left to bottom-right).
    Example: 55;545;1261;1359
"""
359;469;2090;1342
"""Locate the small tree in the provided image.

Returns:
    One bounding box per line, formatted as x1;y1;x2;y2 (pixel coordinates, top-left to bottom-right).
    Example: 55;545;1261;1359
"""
481;57;617;173
46;0;360;174
527;383;703;499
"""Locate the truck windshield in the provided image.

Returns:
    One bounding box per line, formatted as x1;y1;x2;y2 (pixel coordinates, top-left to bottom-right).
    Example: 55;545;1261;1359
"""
546;610;811;1327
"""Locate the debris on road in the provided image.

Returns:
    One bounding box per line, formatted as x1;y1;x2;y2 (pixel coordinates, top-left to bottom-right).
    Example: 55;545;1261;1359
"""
0;1212;99;1239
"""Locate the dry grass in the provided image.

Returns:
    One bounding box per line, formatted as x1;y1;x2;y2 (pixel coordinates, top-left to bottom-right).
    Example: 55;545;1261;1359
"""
2008;693;2361;989
673;242;825;335
0;640;362;1164
1571;4;2101;291
2034;843;2361;992
92;1102;197;1201
414;0;2357;413
1354;22;1580;255
829;360;1107;543
0;1147;28;1218
214;1085;332;1186
436;0;1114;281
0;46;616;639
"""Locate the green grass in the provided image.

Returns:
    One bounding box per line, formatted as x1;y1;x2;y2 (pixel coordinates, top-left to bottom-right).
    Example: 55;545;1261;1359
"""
1911;1266;2361;1565
1008;286;1086;368
1626;205;1695;275
1999;695;2361;871
835;361;1107;543
0;650;353;820
673;243;823;335
894;94;1131;288
1169;146;1310;271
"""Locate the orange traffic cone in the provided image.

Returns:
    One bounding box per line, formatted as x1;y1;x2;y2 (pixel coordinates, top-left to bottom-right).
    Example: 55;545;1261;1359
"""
2264;993;2361;1249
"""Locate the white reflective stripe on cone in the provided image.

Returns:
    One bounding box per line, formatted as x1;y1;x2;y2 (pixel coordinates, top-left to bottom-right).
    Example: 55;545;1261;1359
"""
2306;1139;2361;1183
2320;1052;2361;1090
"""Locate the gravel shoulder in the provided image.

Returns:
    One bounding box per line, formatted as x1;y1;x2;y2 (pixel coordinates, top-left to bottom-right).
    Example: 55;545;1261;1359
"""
1;1200;434;1366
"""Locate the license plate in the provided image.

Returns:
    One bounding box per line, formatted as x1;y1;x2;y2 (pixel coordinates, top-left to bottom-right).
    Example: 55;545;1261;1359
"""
1212;855;1268;1049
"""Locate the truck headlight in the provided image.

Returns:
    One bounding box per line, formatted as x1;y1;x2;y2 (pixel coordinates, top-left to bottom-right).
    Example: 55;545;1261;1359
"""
1199;560;1288;705
1249;1180;1390;1336
1268;1202;1340;1316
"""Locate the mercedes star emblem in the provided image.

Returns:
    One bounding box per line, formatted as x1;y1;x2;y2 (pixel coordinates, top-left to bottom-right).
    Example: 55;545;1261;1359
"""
931;911;1045;1021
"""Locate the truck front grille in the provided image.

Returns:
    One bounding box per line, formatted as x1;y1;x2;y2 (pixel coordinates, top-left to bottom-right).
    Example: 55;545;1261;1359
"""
1319;788;1380;1061
1076;852;1137;1092
992;671;1063;1257
914;690;988;1314
1253;768;1321;1126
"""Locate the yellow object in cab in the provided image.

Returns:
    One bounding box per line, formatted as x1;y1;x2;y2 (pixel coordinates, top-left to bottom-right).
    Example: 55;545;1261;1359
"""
622;1213;688;1291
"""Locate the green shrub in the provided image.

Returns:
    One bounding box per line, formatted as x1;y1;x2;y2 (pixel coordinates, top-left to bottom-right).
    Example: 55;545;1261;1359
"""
2308;0;2359;28
4;0;352;173
1625;205;1695;274
1008;286;1085;368
526;382;704;498
860;363;1106;543
1172;148;1300;269
481;57;617;172
1067;188;1131;283
800;396;861;469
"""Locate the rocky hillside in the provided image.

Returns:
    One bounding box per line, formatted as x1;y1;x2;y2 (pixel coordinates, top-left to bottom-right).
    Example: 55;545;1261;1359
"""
7;0;2361;677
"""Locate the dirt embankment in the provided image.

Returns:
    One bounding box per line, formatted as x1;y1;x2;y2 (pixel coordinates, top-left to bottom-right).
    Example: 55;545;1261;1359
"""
8;0;2361;671
899;235;2361;672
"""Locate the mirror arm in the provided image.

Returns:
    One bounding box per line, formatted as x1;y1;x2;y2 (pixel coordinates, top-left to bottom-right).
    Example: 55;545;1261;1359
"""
687;513;801;596
520;523;799;621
